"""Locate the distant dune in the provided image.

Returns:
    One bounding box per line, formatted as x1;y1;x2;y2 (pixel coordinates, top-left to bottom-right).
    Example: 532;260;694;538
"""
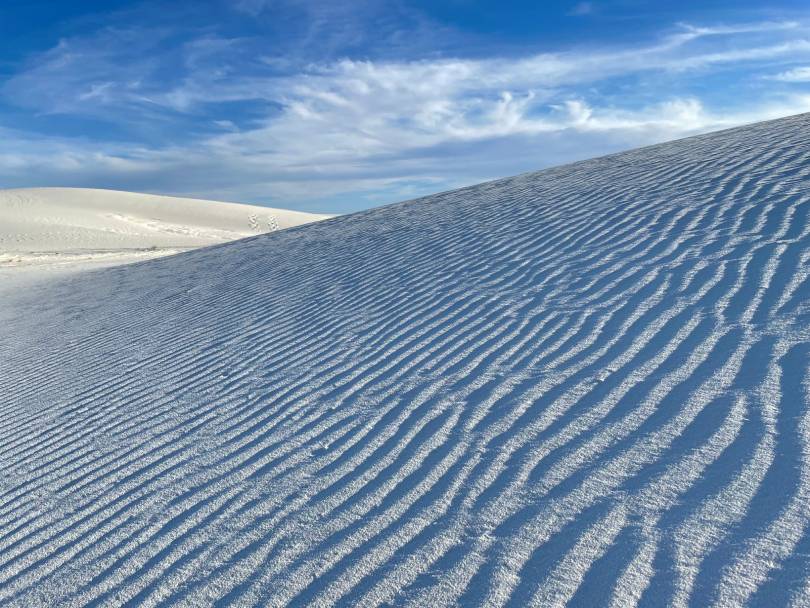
0;188;330;274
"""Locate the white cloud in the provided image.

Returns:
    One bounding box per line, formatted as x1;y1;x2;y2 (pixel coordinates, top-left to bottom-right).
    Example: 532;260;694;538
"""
772;66;810;81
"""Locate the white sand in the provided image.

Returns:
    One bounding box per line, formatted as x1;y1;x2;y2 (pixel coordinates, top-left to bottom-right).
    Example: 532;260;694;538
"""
0;187;330;280
2;115;810;606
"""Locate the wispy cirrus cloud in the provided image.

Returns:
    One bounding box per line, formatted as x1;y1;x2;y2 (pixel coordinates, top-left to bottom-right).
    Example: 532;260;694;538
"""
772;65;810;81
1;5;810;212
567;2;595;17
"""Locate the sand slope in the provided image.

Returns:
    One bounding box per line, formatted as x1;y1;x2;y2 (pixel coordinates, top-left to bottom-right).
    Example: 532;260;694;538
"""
0;187;330;272
1;115;809;606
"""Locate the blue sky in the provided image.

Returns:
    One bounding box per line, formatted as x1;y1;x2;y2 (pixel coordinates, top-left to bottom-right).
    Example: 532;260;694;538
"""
1;1;810;213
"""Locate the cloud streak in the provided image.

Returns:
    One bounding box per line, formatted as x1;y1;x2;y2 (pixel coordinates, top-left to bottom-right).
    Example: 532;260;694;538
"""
772;65;810;81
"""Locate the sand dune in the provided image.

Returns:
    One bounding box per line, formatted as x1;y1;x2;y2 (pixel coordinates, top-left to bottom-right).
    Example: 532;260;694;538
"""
0;187;330;274
1;114;810;606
